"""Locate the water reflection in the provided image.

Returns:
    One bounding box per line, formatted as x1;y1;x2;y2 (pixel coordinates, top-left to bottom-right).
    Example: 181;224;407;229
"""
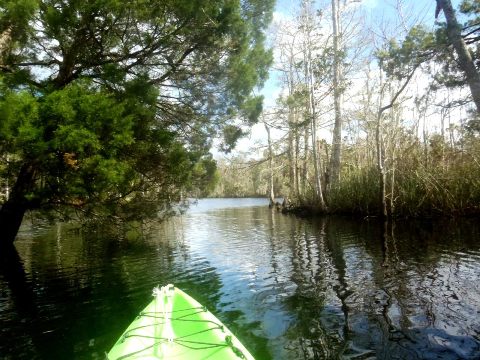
1;200;480;359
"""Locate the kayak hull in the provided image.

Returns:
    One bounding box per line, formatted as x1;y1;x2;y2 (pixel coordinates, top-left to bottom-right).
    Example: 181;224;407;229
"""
107;285;254;359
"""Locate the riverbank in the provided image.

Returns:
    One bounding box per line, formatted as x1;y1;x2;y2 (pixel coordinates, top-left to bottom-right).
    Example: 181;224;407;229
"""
279;161;480;219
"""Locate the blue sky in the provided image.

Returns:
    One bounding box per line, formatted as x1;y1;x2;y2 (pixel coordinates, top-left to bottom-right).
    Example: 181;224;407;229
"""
218;0;466;158
259;0;466;106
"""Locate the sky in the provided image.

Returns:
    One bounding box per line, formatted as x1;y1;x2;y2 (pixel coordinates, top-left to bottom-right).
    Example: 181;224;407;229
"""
212;0;464;160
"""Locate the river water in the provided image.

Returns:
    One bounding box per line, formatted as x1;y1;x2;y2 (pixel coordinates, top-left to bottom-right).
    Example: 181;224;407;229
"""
1;198;480;359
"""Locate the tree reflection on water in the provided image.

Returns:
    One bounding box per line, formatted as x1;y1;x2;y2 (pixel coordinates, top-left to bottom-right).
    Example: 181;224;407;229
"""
1;202;479;359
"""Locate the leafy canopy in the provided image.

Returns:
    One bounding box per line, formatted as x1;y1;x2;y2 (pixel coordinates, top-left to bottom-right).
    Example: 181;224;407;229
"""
0;0;274;220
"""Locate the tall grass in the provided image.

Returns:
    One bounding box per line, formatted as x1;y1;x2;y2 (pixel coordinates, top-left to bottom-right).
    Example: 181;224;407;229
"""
327;138;480;217
327;167;380;215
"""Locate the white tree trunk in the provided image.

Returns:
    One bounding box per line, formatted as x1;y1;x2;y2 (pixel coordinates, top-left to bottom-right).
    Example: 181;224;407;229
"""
265;123;275;206
329;0;343;188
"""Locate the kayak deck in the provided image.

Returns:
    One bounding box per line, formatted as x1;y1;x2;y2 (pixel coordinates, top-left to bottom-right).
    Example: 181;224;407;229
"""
107;285;254;359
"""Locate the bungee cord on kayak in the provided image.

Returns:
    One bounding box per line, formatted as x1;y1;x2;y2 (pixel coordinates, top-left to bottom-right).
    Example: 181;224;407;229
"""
107;285;254;359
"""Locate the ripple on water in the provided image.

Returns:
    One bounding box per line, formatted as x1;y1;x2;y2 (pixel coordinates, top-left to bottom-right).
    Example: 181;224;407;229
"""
2;204;480;359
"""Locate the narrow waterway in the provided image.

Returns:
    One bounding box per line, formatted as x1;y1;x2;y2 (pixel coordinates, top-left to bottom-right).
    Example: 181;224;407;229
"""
1;198;480;359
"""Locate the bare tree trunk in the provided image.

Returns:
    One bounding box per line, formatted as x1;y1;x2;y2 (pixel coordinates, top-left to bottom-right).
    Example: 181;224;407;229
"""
288;112;297;199
329;0;343;188
307;54;327;210
287;59;299;201
302;125;309;199
302;5;327;211
363;68;374;168
375;109;388;219
390;132;397;216
423;108;429;168
265;123;275;206
294;109;301;198
376;65;419;219
438;0;480;113
440;100;447;169
388;105;402;217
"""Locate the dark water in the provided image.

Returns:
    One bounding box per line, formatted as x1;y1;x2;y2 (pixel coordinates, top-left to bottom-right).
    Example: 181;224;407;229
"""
1;198;480;359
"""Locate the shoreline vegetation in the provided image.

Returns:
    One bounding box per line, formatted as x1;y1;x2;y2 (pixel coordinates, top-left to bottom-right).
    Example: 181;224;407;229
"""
210;0;480;220
211;133;480;219
0;0;275;245
2;0;480;244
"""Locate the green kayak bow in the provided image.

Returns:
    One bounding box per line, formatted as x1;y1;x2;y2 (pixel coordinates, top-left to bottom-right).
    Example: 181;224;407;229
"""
107;284;254;359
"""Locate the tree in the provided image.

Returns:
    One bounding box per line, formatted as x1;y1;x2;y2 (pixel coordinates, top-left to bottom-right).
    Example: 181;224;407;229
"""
300;0;327;210
383;1;480;114
264;122;276;205
328;0;343;188
375;66;418;218
0;0;274;246
276;24;302;201
436;0;480;113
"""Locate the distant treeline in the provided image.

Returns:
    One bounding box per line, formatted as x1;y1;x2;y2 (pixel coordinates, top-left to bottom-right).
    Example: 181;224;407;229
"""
212;130;480;218
210;157;286;199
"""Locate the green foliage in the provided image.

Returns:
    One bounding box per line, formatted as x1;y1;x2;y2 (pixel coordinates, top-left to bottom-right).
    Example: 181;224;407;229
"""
220;125;245;153
0;90;39;154
211;153;288;199
460;0;480;16
327;135;480;217
0;80;191;218
0;0;38;39
0;0;275;227
240;95;264;125
190;155;219;197
327;168;380;215
466;115;480;134
376;25;438;78
376;1;480;89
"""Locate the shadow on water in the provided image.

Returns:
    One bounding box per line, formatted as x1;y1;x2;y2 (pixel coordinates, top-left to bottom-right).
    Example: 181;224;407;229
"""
282;216;480;359
0;245;39;358
0;229;143;359
0;222;226;359
1;202;480;360
369;219;480;360
284;217;354;359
